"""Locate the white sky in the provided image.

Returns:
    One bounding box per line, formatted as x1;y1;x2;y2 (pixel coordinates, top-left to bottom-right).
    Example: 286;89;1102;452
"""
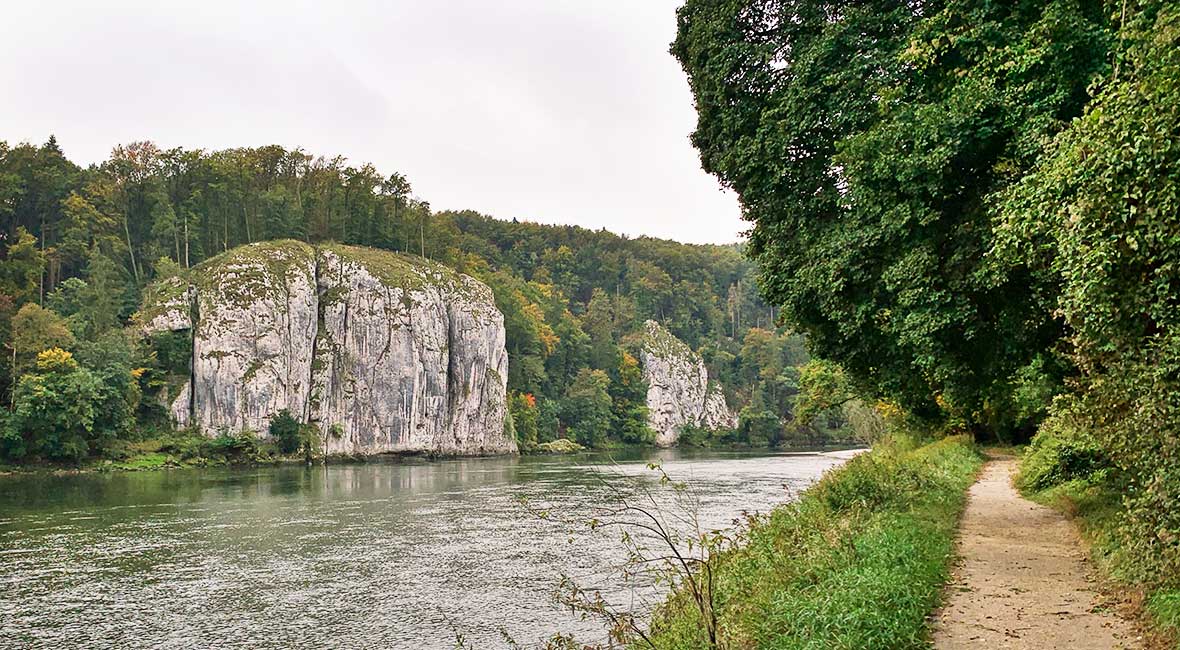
0;0;745;245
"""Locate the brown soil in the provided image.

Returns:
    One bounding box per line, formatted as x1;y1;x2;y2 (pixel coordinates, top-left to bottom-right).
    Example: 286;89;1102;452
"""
931;458;1142;649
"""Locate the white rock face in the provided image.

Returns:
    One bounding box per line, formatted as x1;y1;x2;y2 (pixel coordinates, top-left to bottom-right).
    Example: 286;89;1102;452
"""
170;381;191;428
135;277;193;336
138;240;513;456
702;384;737;430
191;241;319;435
311;246;512;455
640;320;736;447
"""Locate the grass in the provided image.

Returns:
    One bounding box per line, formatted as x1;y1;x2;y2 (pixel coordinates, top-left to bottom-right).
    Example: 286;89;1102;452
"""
108;452;176;471
1150;592;1180;640
1020;476;1180;648
641;435;982;649
82;432;296;473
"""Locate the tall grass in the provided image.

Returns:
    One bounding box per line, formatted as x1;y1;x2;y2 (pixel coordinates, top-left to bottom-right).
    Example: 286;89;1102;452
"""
642;436;982;649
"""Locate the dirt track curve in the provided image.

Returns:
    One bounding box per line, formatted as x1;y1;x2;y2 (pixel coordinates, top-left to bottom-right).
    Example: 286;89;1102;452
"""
931;458;1141;649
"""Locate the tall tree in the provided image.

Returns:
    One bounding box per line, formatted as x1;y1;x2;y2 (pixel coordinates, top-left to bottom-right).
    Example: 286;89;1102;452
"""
673;0;1111;437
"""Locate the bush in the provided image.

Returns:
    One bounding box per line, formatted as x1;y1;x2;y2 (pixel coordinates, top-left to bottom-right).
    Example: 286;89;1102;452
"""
810;448;927;513
1017;415;1108;492
158;430;206;460
269;409;301;454
201;431;262;462
678;424;737;448
533;438;585;454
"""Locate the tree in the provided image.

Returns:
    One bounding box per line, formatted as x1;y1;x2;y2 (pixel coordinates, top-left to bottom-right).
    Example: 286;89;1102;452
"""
0;227;44;304
996;2;1180;585
0;135;793;459
78;249;126;335
269;409;302;454
73;331;141;449
7;348;100;461
508;392;540;448
10;303;74;376
795;360;856;425
583;288;620;371
609;350;653;445
672;0;1112;438
563;369;613;448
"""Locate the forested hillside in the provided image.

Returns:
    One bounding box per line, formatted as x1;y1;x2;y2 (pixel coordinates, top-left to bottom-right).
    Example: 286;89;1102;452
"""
674;0;1179;636
0;139;855;463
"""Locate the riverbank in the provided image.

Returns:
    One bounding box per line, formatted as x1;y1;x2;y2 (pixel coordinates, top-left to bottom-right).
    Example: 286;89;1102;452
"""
641;435;982;648
0;434;868;476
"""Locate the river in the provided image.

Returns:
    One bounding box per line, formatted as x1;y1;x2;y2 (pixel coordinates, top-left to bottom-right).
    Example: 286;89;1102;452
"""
0;448;849;649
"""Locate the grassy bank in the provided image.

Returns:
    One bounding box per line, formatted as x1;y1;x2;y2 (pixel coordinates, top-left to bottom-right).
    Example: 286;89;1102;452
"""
642;435;982;649
1018;440;1180;648
0;431;308;474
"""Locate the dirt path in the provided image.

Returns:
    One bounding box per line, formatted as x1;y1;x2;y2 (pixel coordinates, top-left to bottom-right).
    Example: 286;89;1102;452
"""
931;459;1141;649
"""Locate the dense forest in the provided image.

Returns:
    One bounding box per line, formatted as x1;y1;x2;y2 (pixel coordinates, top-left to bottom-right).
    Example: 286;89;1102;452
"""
674;0;1178;622
0;138;861;463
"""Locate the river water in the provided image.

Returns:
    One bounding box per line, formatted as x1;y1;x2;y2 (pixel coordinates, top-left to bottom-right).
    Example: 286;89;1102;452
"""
0;448;847;649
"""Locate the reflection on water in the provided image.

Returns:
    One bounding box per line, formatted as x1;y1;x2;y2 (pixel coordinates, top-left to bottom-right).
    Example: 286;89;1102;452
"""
0;447;847;649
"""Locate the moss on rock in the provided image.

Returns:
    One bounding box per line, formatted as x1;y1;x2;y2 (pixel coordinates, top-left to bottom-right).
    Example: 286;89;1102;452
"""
194;239;317;319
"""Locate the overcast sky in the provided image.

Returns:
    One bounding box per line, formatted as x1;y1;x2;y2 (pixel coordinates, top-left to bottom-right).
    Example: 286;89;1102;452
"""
0;1;745;245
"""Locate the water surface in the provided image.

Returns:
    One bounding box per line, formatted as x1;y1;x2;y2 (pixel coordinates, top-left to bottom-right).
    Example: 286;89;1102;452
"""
0;448;846;649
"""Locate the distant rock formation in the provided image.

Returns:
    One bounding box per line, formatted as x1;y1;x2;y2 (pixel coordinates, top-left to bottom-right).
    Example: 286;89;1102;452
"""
639;320;736;446
137;240;515;456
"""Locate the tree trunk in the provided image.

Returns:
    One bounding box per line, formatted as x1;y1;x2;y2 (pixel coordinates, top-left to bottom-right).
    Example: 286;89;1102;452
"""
123;216;140;285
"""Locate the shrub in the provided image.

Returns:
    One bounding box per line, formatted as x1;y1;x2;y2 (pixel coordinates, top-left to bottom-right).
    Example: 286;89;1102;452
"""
534;438;585;454
1017;413;1108;492
810;448;927;513
158;430;206;460
269;409;301;454
201;431;262;462
678;424;737;448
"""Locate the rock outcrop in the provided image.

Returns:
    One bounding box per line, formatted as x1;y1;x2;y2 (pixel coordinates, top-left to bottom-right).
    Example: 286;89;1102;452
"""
136;240;515;456
192;240;319;435
640;320;736;446
311;245;509;455
136;276;196;427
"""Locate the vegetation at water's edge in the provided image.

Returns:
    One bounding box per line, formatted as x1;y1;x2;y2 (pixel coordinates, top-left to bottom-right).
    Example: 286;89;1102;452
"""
0;429;312;474
639;436;981;649
0;137;875;466
673;0;1180;642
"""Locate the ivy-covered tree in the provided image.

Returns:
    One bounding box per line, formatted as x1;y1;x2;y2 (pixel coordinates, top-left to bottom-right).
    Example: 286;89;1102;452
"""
673;0;1112;437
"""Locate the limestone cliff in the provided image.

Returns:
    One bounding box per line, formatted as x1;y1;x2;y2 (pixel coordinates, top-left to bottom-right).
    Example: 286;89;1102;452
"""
311;245;509;455
640;320;736;446
136;240;515;456
191;240;319;435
